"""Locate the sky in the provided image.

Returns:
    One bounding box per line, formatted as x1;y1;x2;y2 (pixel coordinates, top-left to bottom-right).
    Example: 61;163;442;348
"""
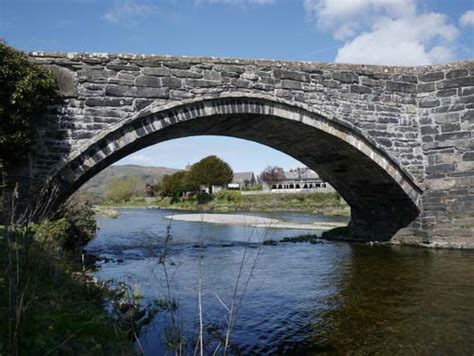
1;0;473;173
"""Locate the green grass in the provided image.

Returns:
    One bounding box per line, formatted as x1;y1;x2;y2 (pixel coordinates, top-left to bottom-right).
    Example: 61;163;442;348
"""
0;229;134;354
100;192;351;216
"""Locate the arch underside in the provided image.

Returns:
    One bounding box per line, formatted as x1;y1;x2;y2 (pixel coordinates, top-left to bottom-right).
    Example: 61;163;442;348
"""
39;96;422;241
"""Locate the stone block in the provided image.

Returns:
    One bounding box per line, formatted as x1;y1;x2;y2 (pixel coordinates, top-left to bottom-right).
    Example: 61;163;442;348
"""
426;163;455;174
461;87;474;96
417;82;435;92
440;123;461;132
135;75;161;87
437;77;474;89
332;71;358;84
185;79;220;88
446;69;469;79
84;97;133;107
46;65;78;97
230;79;251;88
463;152;474;161
281;80;303;90
213;64;246;74
161;77;183;89
172;69;203;78
274;68;311;82
105;84;135;97
163;61;193;69
203;70;221;81
386;81;416;93
419;72;444;82
420;125;439;135
106;64;140;71
419;98;440;108
461;110;474;122
350;85;371;94
141;67;170;77
436;132;471;141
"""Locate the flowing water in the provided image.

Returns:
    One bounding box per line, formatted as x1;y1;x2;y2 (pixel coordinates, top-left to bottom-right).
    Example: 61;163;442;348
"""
86;208;474;355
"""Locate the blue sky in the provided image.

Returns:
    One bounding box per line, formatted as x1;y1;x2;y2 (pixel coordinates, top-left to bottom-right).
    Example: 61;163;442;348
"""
1;0;473;173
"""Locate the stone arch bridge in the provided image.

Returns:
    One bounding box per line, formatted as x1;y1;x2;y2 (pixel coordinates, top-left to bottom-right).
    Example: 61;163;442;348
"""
8;52;474;248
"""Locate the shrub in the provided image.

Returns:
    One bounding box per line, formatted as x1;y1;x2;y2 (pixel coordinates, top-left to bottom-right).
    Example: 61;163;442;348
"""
63;197;97;249
215;190;242;203
0;42;59;164
31;218;71;252
105;176;142;203
31;197;97;253
160;171;196;198
197;192;212;204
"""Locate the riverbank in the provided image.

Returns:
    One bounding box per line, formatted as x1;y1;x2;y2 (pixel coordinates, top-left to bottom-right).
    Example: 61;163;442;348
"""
165;213;347;231
0;196;138;355
99;191;350;216
0;223;134;354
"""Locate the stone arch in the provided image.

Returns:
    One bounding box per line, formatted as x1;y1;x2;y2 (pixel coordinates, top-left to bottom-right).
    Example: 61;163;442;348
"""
33;94;422;240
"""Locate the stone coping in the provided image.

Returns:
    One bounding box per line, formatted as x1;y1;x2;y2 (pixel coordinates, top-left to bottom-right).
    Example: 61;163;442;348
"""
28;51;474;73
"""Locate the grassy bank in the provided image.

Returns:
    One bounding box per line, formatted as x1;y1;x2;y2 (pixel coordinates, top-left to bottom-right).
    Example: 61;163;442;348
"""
0;224;134;354
100;191;350;216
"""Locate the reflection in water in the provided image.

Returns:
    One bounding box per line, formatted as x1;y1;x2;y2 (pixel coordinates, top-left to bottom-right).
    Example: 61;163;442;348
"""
87;209;474;355
307;246;474;355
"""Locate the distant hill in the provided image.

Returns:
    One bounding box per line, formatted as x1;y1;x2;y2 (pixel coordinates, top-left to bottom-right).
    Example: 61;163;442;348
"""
78;164;180;200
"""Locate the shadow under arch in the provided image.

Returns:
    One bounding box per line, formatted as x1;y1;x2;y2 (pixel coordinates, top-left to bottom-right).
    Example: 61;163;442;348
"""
34;94;422;241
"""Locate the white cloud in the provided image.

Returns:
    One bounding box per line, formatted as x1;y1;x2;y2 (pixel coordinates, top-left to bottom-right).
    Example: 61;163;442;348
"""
304;0;416;40
306;0;460;65
104;0;157;24
460;10;474;27
335;14;458;65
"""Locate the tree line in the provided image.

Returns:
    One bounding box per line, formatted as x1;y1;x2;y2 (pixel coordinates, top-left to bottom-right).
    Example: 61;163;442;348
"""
104;158;289;203
105;155;235;202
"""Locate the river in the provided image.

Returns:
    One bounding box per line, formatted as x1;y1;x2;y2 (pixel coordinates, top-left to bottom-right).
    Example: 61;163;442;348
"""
86;208;474;355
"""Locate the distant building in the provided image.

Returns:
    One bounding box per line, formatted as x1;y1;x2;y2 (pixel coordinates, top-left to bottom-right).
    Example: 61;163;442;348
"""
263;168;335;193
228;172;257;190
201;171;257;193
145;182;156;197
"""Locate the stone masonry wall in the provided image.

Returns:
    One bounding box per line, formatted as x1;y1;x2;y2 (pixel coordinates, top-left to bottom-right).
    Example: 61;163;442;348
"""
21;52;474;247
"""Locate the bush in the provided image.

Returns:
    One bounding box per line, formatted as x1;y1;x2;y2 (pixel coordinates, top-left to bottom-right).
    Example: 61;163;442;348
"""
197;192;212;204
63;197;97;249
105;176;142;203
0;43;59;164
31;197;97;254
215;190;242;203
241;183;263;191
160;171;196;198
31;218;71;252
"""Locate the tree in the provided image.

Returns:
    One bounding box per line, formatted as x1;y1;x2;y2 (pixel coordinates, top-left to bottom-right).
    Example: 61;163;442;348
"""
160;171;196;198
0;42;58;165
189;156;233;194
105;176;142;202
259;166;285;188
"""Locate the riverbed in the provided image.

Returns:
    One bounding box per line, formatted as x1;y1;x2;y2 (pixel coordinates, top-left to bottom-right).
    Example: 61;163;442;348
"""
86;208;474;355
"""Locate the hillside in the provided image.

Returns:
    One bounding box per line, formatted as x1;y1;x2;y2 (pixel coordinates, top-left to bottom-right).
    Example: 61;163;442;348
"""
78;164;180;200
